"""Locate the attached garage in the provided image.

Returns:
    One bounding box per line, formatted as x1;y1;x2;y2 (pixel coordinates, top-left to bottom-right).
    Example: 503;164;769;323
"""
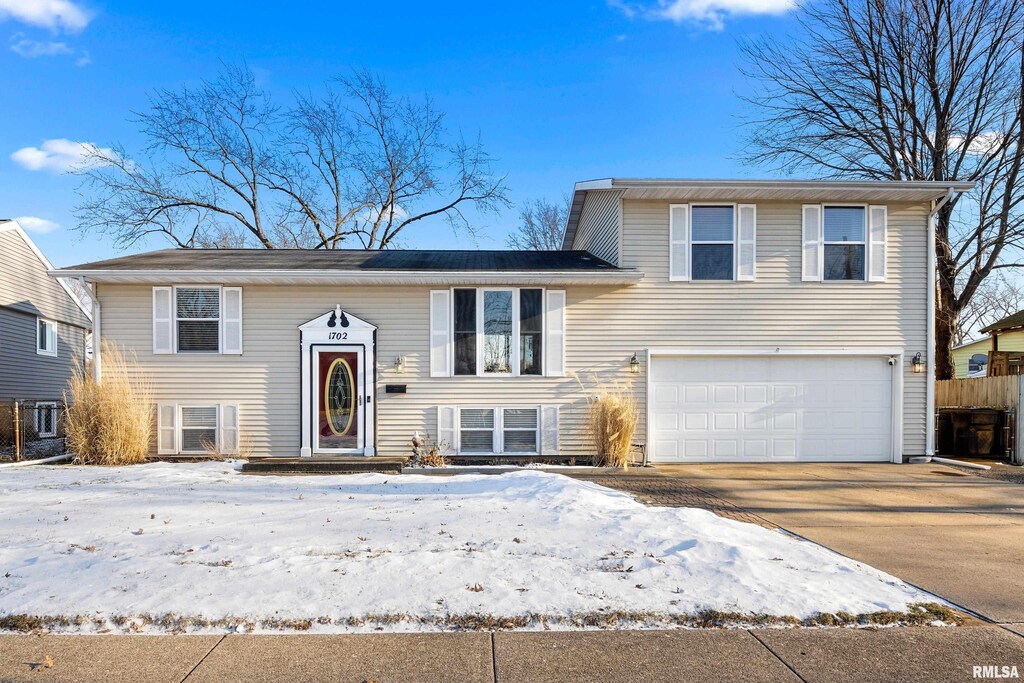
648;352;901;463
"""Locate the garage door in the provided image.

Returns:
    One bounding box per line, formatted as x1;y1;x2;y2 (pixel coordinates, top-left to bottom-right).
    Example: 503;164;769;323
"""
649;355;894;462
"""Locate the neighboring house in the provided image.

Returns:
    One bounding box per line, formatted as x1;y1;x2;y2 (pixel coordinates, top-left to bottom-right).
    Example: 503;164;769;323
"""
952;319;1024;378
0;220;92;409
52;178;972;463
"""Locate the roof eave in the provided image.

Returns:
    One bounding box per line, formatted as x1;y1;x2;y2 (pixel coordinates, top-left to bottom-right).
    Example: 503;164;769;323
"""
49;268;644;287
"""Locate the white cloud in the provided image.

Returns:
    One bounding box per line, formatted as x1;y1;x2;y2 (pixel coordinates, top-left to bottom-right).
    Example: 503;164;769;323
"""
15;215;60;234
9;35;72;57
0;0;91;32
11;138;118;173
610;0;796;30
74;48;89;66
949;132;1004;157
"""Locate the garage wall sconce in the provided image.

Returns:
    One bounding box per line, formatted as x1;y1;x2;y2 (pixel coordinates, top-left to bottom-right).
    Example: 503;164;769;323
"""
911;352;924;374
629;353;641;374
394;355;407;373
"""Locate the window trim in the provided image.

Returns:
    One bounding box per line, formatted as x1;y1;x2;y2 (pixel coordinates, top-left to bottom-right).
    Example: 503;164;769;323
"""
173;285;222;354
177;404;220;455
36;317;57;357
452;287;545;378
458;406;540;455
821;204;868;282
689;203;737;282
34;402;58;437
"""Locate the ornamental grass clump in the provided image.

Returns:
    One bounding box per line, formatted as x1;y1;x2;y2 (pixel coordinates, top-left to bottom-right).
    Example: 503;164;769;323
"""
587;380;638;468
65;342;152;465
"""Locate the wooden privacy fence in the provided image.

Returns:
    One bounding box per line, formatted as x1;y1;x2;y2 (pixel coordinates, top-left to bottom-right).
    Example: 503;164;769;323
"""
936;375;1023;409
936;376;1022;464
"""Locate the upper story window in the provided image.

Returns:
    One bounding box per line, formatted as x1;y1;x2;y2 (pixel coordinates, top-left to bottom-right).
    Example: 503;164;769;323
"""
691;206;735;281
176;287;221;352
36;318;57;357
823;207;866;281
669;204;756;282
453;288;544;377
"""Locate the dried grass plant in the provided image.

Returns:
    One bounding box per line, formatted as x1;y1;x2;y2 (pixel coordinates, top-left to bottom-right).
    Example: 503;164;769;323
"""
65;341;152;465
581;375;639;468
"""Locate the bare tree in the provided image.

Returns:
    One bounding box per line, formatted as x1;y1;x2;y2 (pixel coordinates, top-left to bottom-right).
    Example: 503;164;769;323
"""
741;0;1024;378
506;197;568;250
956;273;1024;344
75;65;510;250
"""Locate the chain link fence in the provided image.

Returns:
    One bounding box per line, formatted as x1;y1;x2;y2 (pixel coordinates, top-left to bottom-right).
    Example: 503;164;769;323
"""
0;399;68;462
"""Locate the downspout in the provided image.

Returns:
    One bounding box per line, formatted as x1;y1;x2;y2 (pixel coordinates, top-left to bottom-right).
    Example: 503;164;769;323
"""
926;187;956;457
87;279;101;384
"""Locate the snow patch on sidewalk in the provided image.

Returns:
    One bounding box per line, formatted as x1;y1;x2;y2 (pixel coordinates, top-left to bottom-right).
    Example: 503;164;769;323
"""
0;462;937;633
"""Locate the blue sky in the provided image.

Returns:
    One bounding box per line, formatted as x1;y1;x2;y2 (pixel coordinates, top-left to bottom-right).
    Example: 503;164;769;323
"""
0;0;799;267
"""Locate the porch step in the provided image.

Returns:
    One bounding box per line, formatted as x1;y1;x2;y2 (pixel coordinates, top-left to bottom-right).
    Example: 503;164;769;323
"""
240;456;408;475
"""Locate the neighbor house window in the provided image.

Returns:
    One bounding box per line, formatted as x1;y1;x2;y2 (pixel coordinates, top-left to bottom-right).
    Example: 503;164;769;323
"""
176;287;220;352
823;206;866;281
452;288;544;377
691;205;735;281
36;318;57;357
458;407;539;454
179;406;218;453
34;402;57;437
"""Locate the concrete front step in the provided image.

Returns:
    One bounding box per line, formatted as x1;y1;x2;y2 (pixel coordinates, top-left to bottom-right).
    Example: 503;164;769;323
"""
240;456;408;475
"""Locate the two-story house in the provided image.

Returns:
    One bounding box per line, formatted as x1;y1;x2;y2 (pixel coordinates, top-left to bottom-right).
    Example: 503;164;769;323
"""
51;178;972;463
1;220;92;403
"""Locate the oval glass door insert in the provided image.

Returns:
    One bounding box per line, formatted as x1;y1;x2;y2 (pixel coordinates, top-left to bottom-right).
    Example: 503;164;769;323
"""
317;350;360;450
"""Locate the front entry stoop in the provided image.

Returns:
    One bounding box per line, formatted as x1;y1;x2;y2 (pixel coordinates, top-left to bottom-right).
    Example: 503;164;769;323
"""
240;456;408;475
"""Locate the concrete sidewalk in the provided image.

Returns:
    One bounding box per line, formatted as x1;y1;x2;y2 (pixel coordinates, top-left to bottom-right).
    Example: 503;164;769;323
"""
1;627;1022;683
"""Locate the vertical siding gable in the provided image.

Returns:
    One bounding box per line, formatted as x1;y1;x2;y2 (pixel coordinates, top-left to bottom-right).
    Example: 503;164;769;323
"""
573;190;623;265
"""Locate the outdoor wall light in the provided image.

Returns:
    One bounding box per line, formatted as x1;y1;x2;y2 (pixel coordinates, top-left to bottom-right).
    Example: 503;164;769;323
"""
911;352;925;374
394;355;407;373
629;352;641;374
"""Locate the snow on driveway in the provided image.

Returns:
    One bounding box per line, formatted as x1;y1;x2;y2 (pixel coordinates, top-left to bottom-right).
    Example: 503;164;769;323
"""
0;462;937;633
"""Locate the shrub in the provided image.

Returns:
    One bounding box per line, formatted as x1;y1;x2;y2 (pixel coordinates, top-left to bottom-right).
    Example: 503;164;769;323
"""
587;381;638;468
409;432;449;467
65;341;152;465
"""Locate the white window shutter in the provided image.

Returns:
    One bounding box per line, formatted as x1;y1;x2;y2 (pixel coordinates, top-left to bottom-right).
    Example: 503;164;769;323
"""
540;405;559;455
737;204;757;281
221;287;243;354
157;403;177;455
429;290;451;377
152;287;174;354
868;205;888;282
219;403;240;455
436;406;457;455
669;204;690;281
544;290;566;377
801;205;823;282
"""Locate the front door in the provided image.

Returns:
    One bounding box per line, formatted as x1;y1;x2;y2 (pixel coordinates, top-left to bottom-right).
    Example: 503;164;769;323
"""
314;347;365;453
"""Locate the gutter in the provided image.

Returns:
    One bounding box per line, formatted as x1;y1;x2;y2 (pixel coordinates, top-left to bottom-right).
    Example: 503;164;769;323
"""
926;187;959;457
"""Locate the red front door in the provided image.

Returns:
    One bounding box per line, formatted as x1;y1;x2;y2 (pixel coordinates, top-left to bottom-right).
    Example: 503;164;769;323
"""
315;349;362;451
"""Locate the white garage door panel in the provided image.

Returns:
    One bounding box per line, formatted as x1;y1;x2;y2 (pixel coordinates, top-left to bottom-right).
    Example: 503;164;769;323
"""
650;355;894;463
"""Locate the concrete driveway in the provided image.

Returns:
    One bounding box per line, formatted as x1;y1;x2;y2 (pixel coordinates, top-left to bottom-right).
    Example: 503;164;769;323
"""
654;462;1024;625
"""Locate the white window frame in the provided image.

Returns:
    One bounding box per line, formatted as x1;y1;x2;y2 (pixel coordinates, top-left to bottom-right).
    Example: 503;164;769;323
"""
174;285;222;354
36;317;57;357
689;203;737;282
34;402;58;437
177;404;220;455
458;406;540;455
822;204;868;282
453;287;545;378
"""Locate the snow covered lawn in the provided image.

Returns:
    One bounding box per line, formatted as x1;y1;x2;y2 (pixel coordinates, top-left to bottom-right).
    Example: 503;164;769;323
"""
0;462;948;633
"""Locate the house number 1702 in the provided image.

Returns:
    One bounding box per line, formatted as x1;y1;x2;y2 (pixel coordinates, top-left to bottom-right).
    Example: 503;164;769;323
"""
328;332;348;340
